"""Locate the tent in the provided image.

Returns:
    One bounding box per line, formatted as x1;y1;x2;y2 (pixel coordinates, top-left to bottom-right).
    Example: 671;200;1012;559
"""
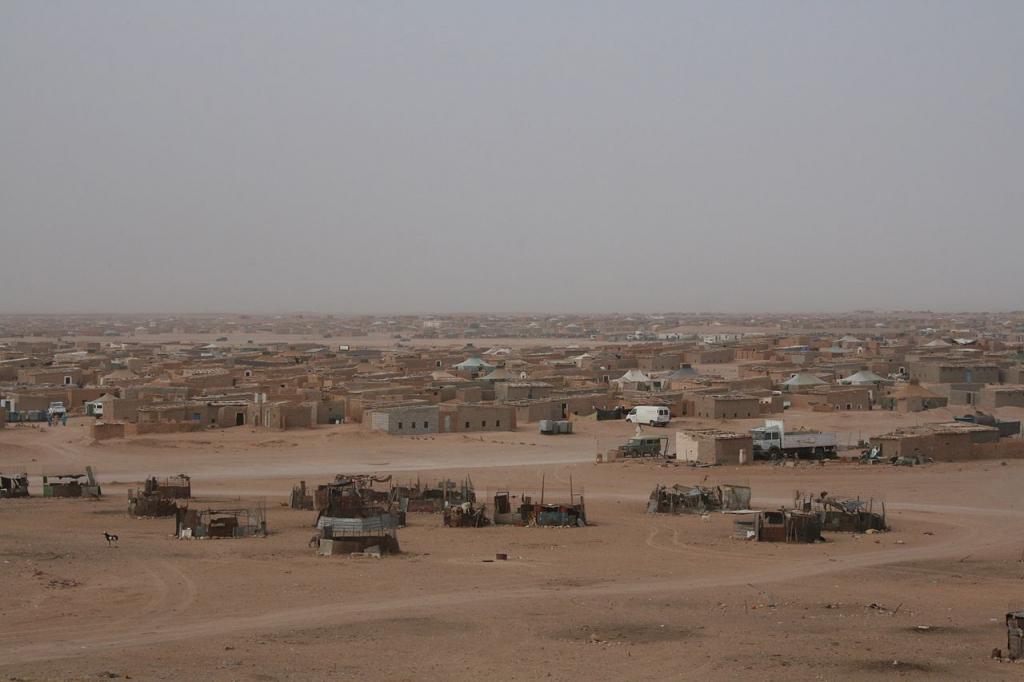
781;372;827;388
840;369;888;385
454;356;495;371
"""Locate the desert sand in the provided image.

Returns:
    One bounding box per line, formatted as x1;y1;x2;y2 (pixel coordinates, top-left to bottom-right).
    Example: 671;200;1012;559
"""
2;407;1024;681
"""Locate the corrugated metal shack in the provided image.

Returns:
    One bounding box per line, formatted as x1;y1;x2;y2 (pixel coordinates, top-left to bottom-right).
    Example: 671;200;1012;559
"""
175;505;267;539
314;475;394;524
647;483;751;514
312;475;401;556
0;472;29;498
316;514;401;555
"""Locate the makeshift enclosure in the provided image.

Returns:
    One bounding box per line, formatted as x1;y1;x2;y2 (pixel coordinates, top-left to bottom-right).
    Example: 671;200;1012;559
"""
1007;612;1024;660
795;491;887;532
742;510;822;543
176;505;267;539
443;501;489;527
144;474;191;499
0;472;29;498
316;514;401;555
648;483;751;514
492;487;586;527
128;489;179;517
311;475;402;556
42;467;101;498
392;476;475;513
314;474;394;523
290;480;314;510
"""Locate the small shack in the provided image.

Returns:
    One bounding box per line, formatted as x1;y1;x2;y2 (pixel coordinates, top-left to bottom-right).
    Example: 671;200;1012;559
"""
648;483;751;515
1006;611;1024;660
0;472;29;498
42;467;101;498
676;429;753;465
176;505;267;539
316;514;401;556
312;475;401;556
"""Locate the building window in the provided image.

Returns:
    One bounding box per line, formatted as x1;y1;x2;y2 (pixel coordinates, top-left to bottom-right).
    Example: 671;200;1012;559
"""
482;421;486;427
465;421;470;429
496;420;500;427
398;422;403;429
423;421;428;428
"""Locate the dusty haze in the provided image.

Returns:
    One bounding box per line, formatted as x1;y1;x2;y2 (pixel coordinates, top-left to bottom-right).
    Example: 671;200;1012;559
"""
1;1;1021;314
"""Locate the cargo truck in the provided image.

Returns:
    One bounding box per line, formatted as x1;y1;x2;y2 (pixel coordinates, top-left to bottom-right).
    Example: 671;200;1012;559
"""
751;419;838;460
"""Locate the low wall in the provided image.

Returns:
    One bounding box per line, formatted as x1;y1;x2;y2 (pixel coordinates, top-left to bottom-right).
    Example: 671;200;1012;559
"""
91;422;126;441
937;440;1024;462
128;422;205;435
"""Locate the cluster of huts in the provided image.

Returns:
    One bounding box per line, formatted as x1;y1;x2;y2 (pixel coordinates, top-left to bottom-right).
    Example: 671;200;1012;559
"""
648;482;888;543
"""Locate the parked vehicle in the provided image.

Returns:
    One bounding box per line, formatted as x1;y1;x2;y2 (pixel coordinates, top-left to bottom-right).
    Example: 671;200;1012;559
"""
625;405;671;427
47;402;67;418
751;419;837;459
613;435;670;458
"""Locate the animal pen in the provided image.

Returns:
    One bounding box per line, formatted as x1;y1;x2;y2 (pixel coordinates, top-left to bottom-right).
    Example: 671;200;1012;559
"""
176;504;267;539
794;491;888;533
314;475;395;523
290;480;314;510
0;472;29;498
647;483;751;514
735;510;822;543
392;476;475;513
144;474;191;499
317;515;401;556
443;501;489;527
128;489;179;517
492;476;587;527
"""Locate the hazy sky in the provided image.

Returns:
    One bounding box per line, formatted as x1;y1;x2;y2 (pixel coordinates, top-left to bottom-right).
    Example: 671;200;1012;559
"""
2;2;1021;314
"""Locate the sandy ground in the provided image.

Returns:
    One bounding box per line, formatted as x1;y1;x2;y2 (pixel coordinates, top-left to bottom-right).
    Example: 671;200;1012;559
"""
3;409;1024;680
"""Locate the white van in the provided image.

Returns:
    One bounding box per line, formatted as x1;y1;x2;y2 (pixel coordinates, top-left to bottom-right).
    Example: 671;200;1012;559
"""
625;405;671;427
